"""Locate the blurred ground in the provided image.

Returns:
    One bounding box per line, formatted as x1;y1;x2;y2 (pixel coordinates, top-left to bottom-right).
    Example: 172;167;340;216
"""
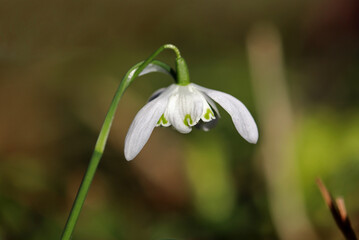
0;0;359;239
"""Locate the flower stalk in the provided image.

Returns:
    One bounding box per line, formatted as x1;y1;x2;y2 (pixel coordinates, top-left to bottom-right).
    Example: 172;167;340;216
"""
176;57;190;85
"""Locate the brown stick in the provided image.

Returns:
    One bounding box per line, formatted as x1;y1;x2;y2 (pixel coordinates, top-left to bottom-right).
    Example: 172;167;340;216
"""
316;178;357;240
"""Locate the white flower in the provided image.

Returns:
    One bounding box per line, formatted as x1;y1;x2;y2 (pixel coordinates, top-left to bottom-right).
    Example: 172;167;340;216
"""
124;83;258;161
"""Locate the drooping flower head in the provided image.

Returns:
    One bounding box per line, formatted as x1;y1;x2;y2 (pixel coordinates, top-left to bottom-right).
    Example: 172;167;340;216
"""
124;45;258;160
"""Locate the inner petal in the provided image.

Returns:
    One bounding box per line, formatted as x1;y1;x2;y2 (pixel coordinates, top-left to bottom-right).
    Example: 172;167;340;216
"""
165;85;205;133
202;107;215;122
157;113;170;127
184;114;193;126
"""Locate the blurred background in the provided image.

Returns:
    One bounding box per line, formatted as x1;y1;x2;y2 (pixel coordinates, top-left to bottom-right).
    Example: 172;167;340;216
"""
1;0;359;239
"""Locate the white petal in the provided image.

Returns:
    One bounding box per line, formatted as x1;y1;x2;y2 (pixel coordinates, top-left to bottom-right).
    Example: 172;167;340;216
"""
124;90;170;161
165;91;192;133
200;100;216;122
165;85;205;133
128;63;171;80
202;93;220;118
192;84;258;143
148;88;166;102
139;63;171;76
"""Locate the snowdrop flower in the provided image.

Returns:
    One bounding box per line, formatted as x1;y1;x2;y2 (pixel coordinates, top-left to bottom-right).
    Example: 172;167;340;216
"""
124;57;258;160
61;44;258;238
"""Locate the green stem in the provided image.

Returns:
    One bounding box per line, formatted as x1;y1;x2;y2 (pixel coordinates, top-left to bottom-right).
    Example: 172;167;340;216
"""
60;45;179;239
163;44;189;85
176;57;190;86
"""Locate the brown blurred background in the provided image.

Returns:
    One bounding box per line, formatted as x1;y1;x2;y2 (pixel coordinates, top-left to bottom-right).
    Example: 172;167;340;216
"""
1;0;359;239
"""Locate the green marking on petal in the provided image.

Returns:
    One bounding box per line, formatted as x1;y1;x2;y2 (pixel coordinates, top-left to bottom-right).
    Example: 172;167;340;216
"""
157;114;168;125
184;114;193;127
204;108;214;120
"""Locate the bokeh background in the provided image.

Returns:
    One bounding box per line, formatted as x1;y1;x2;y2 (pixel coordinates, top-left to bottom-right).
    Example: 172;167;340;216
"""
1;0;359;239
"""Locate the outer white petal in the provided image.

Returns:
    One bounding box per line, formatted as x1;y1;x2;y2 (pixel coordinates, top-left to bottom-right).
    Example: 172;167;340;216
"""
138;63;171;76
127;63;171;80
192;84;258;143
124;88;171;161
148;88;166;102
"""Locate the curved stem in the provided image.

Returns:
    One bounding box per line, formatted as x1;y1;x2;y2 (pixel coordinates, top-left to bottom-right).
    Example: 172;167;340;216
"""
60;52;176;239
130;44;181;86
163;44;182;59
162;44;190;85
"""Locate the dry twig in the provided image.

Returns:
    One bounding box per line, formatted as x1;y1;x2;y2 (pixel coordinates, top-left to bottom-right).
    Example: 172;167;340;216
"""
316;178;357;240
